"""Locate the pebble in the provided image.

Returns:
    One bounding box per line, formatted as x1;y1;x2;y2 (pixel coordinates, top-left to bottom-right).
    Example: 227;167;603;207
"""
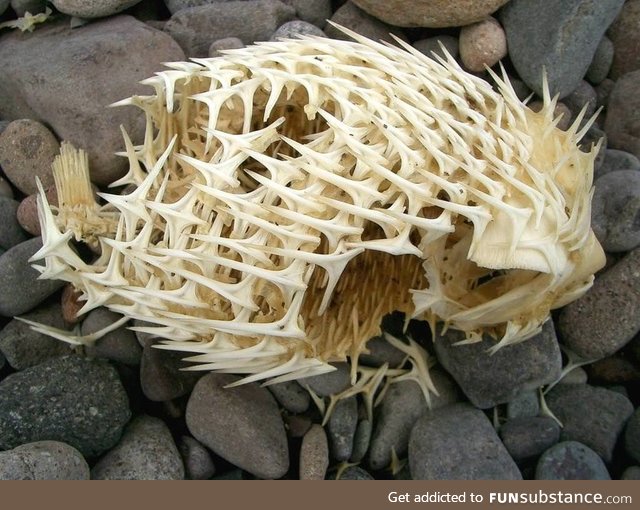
350;418;372;463
16;186;57;237
597;149;640;180
535;441;610;480
0;441;89;480
270;20;325;41
434;320;561;408
500;0;624;99
281;0;331;28
591;170;640;252
92;415;184;480
0;237;65;317
409;403;521;480
529;101;573;131
0;0;8;15
0;119;58;195
0;355;130;457
164;0;296;57
299;362;351;397
499;416;561;461
595;79;615;111
61;283;85;325
608;0;640;79
0;197;28;250
337;466;374;480
506;390;540;419
0;16;185;186
299;424;329;480
624;408;640;464
586;36;614;85
52;0;142;18
558;247;640;360
563;81;597;126
358;334;407;368
558;366;588;385
586;355;640;384
324;1;406;45
459;16;507;72
140;342;202;402
81;308;141;366
0;176;13;199
580;125;607;172
208;37;244;58
178;435;215;480
621;466;640;480
11;0;47;16
604;69;640;160
165;0;214;13
285;414;312;438
351;0;509;28
186;373;289;479
413;36;460;61
0;301;72;370
545;384;633;462
267;380;310;414
327;396;358;462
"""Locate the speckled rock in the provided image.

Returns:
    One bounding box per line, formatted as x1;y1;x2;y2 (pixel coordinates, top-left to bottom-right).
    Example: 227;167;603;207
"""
351;0;510;28
208;37;244;57
10;0;47;16
608;0;640;79
0;237;65;317
459;16;507;72
299;362;351;397
591;170;640;252
299;424;329;480
268;380;309;414
535;441;610;480
409;403;521;480
52;0;141;18
0;197;28;250
92;415;184;480
545;384;633;462
0;119;58;195
0;441;89;480
586;36;614;85
16;186;57;237
178;435;215;480
0;355;130;457
434;320;561;408
0;302;72;370
501;0;624;99
282;0;331;28
82;308;141;366
506;390;540;419
186;373;289;479
605;70;640;160
0;16;185;186
140;342;202;402
338;466;374;480
413;36;460;61
324;2;406;45
327;396;358;462
164;0;296;57
624;408;640;464
270;20;325;40
499;417;561;460
558;247;640;360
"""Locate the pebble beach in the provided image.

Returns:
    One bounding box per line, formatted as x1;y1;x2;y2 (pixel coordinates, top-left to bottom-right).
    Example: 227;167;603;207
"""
0;0;639;481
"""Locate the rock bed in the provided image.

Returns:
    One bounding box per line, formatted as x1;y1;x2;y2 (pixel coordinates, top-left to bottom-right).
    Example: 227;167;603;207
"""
0;0;639;480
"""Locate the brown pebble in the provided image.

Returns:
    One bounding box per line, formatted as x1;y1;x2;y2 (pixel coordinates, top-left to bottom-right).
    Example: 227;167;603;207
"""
299;424;329;480
459;16;507;72
586;355;640;384
61;283;85;325
16;186;58;236
285;414;312;438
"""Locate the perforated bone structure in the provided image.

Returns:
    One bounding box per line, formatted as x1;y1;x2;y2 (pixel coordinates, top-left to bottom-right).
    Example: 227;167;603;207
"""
31;28;606;384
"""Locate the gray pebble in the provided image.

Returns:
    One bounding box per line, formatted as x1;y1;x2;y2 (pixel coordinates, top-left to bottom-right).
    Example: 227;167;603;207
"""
0;355;130;457
358;335;407;368
0;237;65;317
299;424;329;480
337;466;374;480
434;320;561;408
299;362;351;397
545;384;633;462
165;0;216;13
350;417;372;463
0;301;72;370
0;197;28;251
621;466;640;480
595;78;615;110
0;441;89;480
591;170;640;252
605;69;640;159
409;403;521;480
558;247;640;360
10;0;46;16
140;342;202;402
535;441;610;480
270;20;325;41
186;373;289;479
558;366;588;385
324;1;406;45
563;80;597;126
52;0;141;18
282;0;331;28
506;390;540;419
208;37;244;58
268;380;310;414
92;415;184;480
0;176;13;199
413;35;460;61
0;0;8;15
599;149;640;180
179;435;216;480
327;396;358;462
82;308;141;366
499;416;560;461
624;407;640;464
586;36;614;85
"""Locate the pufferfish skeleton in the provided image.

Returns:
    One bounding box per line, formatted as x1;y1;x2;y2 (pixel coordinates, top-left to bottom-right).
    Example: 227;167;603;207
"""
27;25;605;386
